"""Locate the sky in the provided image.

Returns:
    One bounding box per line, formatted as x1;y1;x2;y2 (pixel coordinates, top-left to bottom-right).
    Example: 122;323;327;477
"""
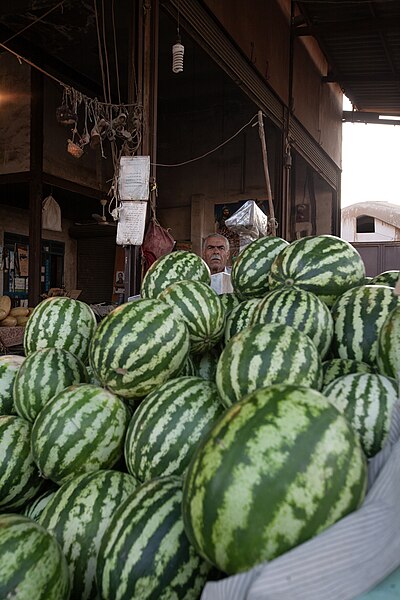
341;97;400;208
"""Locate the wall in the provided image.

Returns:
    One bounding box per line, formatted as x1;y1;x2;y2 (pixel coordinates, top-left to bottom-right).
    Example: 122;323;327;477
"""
0;55;30;174
203;0;343;166
0;205;77;295
342;216;399;243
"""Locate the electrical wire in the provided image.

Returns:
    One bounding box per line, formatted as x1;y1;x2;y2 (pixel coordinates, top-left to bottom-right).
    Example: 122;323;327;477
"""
152;113;259;167
111;0;121;105
93;0;109;104
1;1;66;46
101;0;112;105
0;40;140;108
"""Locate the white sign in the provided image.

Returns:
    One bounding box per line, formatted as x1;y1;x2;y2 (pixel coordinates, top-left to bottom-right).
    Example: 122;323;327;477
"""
116;201;147;246
118;156;150;200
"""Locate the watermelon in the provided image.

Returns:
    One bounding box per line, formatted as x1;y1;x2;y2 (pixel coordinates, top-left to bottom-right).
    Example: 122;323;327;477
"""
231;236;289;299
97;476;211;600
216;322;322;407
89;299;190;400
0;513;70;600
24;297;97;363
192;347;221;382
39;469;139;600
158;280;225;354
219;292;240;317
23;487;58;522
31;384;130;485
0;354;24;415
377;305;400;379
141;250;210;299
0;416;43;511
324;373;397;457
322;358;373;389
179;354;197;376
224;298;261;344
268;234;366;306
182;384;367;574
252;287;333;357
14;347;88;423
125;376;225;481
331;285;400;365
370;270;399;287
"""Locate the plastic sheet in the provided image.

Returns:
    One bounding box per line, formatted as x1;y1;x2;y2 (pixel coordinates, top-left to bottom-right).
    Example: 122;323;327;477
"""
224;200;268;247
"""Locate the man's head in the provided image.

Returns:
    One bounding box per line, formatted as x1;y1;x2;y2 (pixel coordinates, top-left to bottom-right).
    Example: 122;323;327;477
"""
202;234;230;274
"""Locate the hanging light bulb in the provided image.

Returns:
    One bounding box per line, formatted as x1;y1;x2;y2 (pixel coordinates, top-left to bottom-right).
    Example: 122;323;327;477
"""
172;36;184;73
172;1;184;73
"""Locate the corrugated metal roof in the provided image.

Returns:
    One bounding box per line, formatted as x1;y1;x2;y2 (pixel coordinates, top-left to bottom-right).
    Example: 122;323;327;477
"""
296;0;400;115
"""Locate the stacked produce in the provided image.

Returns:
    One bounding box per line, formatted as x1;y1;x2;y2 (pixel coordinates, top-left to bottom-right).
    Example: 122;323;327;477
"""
0;295;31;328
0;241;399;599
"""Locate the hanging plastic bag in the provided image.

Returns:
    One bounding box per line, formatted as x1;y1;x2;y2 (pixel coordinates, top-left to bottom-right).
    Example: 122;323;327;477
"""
225;200;269;248
42;195;62;232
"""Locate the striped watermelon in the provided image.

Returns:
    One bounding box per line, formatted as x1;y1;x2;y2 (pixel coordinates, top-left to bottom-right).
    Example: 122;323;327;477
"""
252;287;333;357
179;354;197;376
322;358;373;389
231;236;289;299
216;323;322;407
158;280;225;354
24;297;97;363
141;250;210;299
31;384;130;485
192;347;221;382
125;376;225;481
370;270;399;287
39;469;139;600
219;292;240;317
377;305;400;379
324;373;398;457
14;347;88;423
23;487;58;522
268;234;366;306
182;384;367;574
97;476;211;600
0;354;24;415
331;285;400;365
0;513;70;600
0;415;43;511
89;299;190;399
224;298;261;344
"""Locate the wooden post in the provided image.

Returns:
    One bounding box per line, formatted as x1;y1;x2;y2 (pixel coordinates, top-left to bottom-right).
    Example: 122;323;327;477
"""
28;68;43;307
257;110;276;236
123;0;159;301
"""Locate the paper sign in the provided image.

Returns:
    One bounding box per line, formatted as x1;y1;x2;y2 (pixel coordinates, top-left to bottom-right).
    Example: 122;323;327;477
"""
118;156;150;200
116;201;147;246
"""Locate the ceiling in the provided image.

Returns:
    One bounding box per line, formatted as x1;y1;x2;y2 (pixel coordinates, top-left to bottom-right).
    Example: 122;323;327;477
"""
296;0;400;116
0;1;399;115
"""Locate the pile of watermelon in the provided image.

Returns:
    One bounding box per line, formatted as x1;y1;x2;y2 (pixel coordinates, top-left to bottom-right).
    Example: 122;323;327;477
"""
0;235;399;599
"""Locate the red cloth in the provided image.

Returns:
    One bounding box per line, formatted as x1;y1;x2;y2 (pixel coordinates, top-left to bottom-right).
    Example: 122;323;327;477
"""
141;220;175;270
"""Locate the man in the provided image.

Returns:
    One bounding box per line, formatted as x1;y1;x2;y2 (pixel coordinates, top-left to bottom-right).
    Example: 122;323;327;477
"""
202;233;230;274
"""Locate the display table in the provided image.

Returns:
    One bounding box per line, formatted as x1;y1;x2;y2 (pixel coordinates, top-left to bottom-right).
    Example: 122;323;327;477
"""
0;326;25;352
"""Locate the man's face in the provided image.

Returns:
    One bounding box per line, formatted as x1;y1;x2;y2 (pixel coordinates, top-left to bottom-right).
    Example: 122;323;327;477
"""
203;236;229;274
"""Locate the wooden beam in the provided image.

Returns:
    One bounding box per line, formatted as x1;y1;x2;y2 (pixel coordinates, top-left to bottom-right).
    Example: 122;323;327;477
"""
28;68;43;307
295;17;399;37
42;173;103;199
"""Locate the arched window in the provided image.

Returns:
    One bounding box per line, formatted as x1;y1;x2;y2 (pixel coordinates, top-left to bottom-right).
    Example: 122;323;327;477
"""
356;214;375;233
